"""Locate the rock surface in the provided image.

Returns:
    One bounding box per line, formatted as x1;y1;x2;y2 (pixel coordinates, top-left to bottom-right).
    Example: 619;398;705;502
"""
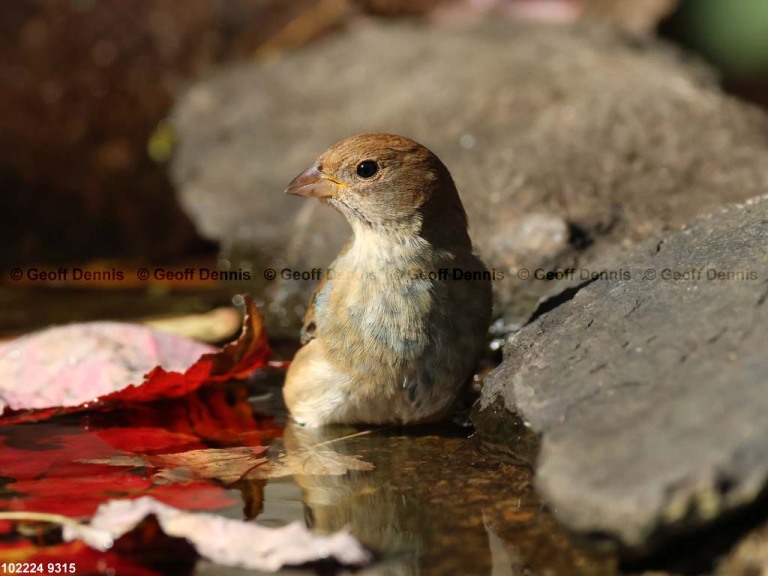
476;195;768;551
171;19;768;336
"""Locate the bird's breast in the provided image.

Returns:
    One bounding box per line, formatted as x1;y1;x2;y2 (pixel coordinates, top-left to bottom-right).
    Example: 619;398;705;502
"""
314;235;443;369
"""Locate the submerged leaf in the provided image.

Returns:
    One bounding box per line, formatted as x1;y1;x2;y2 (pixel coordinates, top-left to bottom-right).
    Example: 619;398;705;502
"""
248;448;375;479
0;385;280;519
82;443;371;484
147;446;269;484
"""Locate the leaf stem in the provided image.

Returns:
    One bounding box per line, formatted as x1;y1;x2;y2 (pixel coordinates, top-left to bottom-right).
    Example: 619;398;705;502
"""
0;511;84;528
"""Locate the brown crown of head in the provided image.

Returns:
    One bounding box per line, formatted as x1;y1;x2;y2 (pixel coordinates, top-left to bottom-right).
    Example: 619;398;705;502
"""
285;134;469;245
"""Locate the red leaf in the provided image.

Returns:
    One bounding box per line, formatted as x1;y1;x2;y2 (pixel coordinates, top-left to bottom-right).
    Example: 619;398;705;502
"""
0;296;270;425
94;427;205;455
91;386;283;448
0;422;242;518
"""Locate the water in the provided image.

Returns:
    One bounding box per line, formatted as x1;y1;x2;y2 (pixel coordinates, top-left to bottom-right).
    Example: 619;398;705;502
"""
0;289;616;575
224;373;614;575
0;377;616;576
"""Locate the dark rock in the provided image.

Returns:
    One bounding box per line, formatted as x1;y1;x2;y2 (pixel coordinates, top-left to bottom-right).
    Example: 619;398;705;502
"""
476;195;768;551
171;19;768;336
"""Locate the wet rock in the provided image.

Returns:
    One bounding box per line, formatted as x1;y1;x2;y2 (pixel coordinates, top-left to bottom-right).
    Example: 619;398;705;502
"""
171;19;768;336
476;196;768;551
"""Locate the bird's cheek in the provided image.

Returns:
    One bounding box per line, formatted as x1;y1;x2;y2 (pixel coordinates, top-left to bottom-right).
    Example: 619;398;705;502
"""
336;190;363;211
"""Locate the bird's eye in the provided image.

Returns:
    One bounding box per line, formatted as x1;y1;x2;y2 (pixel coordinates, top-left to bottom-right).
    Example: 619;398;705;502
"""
356;160;379;179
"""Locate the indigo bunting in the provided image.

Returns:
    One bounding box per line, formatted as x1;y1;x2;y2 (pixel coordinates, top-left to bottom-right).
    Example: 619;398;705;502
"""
283;134;492;426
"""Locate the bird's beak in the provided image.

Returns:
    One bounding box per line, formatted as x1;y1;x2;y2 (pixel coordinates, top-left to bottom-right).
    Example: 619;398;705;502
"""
284;166;345;198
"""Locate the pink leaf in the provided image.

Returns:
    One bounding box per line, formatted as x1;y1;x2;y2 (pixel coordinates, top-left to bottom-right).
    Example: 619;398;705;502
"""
0;297;271;424
0;323;214;413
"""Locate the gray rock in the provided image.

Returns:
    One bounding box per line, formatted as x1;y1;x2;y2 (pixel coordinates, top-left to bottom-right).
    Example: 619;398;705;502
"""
476;195;768;551
170;19;768;337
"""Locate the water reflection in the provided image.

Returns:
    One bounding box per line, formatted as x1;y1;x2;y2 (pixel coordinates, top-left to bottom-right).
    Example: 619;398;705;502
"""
273;421;614;576
285;423;425;575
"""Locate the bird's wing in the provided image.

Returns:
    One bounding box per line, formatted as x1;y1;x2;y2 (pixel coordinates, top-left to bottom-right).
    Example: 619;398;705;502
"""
299;237;353;345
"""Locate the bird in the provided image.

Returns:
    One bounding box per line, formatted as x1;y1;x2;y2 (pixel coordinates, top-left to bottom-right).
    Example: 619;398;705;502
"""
282;133;492;427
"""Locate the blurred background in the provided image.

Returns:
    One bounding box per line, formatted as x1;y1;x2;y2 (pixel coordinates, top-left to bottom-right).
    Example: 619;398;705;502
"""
2;0;768;337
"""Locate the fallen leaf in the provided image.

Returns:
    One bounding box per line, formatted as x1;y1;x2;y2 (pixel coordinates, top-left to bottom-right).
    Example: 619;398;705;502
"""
0;297;270;425
0;384;280;520
0;423;240;518
0;324;213;412
83;444;372;484
248;448;375;479
63;496;372;571
84;446;270;485
94;426;206;455
93;385;282;447
150;447;268;484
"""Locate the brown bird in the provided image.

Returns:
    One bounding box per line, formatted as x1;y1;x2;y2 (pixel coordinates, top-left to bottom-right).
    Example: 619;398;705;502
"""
282;134;492;426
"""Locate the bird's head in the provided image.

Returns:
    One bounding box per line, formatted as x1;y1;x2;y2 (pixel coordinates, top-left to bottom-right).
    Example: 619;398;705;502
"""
285;134;469;244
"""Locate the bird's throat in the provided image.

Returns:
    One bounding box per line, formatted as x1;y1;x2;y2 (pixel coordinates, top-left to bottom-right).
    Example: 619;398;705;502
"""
345;226;434;277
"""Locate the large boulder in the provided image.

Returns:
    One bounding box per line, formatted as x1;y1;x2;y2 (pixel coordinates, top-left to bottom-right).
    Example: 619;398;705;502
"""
475;195;768;551
170;19;768;337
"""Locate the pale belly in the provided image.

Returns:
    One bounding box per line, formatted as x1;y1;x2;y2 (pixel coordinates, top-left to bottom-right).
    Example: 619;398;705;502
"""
283;235;491;426
302;274;471;424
